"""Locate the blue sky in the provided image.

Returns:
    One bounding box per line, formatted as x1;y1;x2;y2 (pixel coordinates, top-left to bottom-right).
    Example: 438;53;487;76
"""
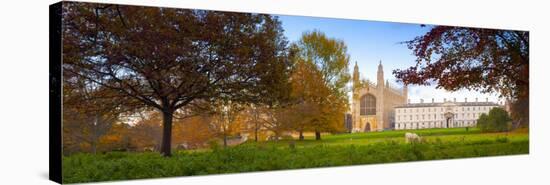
277;15;502;104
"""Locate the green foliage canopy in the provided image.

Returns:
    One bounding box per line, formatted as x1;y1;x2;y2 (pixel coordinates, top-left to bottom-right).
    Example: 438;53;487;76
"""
477;107;512;132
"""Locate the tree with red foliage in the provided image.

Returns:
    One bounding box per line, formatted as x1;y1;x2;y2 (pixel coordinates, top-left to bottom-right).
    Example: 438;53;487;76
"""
393;26;528;126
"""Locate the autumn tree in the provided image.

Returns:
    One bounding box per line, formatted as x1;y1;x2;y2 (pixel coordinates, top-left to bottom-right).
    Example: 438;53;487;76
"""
99;123;133;152
130;112;163;151
244;105;264;142
172;115;215;149
293;30;351;140
62;73;129;154
209;101;246;147
258;106;294;141
62;2;293;156
289;60;326;140
393;26;529;126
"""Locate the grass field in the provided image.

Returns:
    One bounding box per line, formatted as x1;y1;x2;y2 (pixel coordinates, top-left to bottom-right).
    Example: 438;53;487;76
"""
62;128;529;183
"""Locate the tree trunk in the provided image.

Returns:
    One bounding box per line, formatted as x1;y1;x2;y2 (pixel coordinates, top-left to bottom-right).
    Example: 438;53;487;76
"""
315;131;321;140
299;130;304;141
223;134;228;148
91;141;97;155
92;115;99;155
160;110;174;157
254;111;260;142
254;126;259;142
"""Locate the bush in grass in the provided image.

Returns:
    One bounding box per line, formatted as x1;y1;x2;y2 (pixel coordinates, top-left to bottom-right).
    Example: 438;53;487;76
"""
208;139;221;151
495;136;509;143
477;107;512;132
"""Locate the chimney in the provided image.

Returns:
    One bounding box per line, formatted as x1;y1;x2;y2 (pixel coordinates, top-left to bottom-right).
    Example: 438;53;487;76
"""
475;98;478;102
408;99;411;104
444;98;447;102
432;98;434;103
465;98;467;102
486;98;488;102
420;99;424;103
453;98;456;102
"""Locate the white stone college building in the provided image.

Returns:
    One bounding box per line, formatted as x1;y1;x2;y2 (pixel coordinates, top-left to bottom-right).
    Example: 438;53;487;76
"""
350;62;502;132
394;98;500;130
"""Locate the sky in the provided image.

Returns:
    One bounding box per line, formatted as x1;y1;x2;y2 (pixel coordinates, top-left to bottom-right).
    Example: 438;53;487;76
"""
277;15;503;105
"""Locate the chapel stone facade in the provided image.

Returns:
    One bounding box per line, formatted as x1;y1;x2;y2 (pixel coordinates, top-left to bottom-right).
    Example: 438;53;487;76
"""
351;61;407;132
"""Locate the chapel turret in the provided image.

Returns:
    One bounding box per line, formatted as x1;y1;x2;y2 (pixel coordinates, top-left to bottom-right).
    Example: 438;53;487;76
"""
353;61;360;91
377;60;384;87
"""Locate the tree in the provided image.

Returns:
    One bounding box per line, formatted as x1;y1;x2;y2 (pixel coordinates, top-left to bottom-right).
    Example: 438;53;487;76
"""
393;26;529;126
289;59;326;140
62;2;293;156
243;105;265;142
258;105;294;141
477;113;490;132
477;107;512;132
293;30;351;140
99;123;133;152
130;112;163;151
172;115;215;149
210;101;246;147
62;72;126;154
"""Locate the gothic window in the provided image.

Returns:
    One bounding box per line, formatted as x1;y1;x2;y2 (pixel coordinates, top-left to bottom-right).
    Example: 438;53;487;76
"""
360;94;376;115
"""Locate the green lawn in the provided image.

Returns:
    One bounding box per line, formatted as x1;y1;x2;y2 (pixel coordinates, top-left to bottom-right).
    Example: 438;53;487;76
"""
62;128;529;183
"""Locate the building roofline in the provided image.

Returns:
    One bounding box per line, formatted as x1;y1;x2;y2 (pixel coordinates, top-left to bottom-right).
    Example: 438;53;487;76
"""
395;102;500;108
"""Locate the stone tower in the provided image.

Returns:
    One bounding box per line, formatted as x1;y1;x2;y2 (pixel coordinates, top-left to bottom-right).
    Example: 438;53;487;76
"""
376;61;385;131
352;61;360;131
353;61;360;95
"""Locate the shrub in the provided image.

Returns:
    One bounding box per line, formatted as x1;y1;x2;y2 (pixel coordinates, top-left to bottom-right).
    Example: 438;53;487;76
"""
477;107;512;132
495;137;509;143
207;139;221;151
